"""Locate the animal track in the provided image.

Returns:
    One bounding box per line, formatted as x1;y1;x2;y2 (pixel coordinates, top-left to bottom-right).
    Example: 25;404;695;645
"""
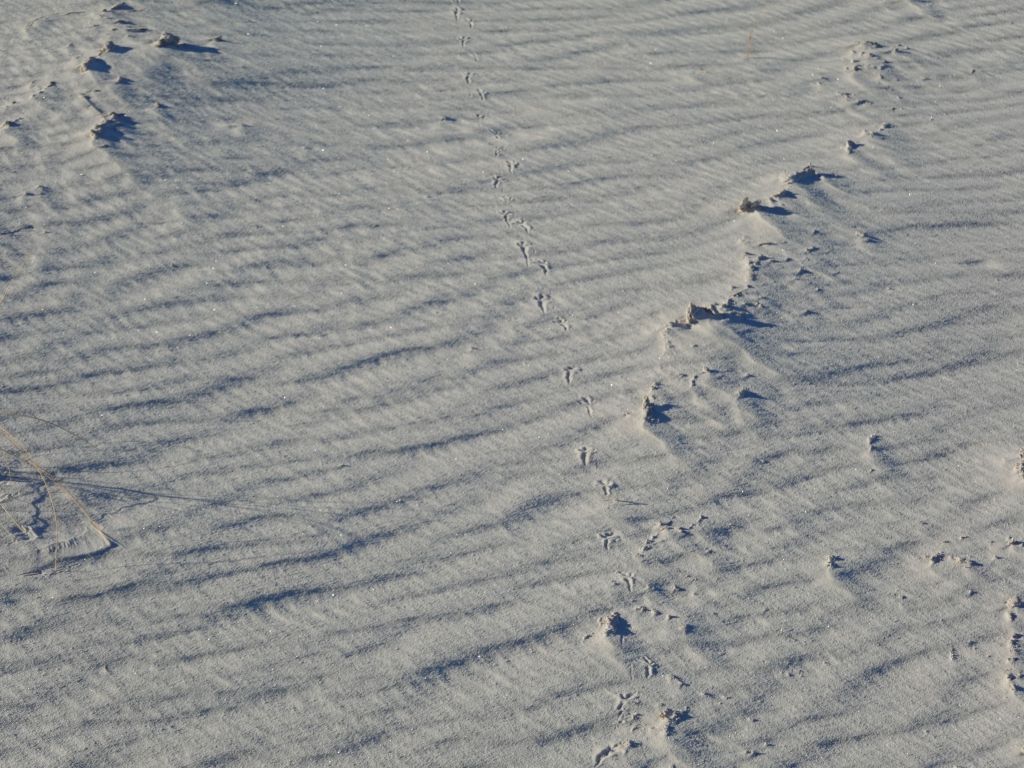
639;518;693;554
499;210;533;233
598;611;632;643
563;366;580;385
593;740;638;767
598;479;618;496
635;604;682;624
616;571;637;592
579;395;593;415
577;446;594;467
928;551;982;569
845;41;908;84
642;391;673;425
658;707;690;736
641;655;658;678
614;691;641;725
598;529;621;550
533;291;549;313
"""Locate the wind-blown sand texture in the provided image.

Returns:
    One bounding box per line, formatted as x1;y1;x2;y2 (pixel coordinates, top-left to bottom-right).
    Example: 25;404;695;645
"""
2;1;1023;766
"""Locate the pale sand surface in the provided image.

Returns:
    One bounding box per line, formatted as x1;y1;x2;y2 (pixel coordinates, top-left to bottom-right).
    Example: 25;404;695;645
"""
1;1;1023;766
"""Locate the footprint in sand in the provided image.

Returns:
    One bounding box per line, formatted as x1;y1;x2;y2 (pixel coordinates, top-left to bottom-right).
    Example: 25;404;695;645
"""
79;56;110;73
90;111;135;143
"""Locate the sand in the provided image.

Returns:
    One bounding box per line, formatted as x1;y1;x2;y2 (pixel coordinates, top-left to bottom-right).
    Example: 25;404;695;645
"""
2;1;1023;766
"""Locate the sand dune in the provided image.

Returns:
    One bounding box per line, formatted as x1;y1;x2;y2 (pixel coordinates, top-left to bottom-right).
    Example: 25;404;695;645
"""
2;1;1023;766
